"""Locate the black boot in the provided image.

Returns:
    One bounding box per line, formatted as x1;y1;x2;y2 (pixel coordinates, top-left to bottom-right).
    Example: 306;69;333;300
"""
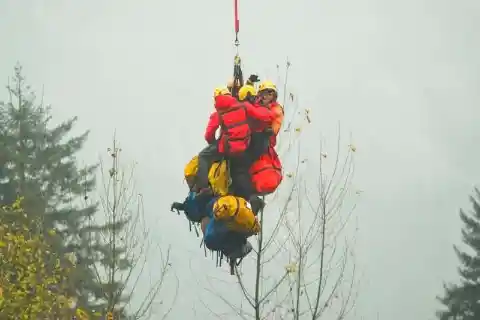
249;196;265;215
228;240;253;260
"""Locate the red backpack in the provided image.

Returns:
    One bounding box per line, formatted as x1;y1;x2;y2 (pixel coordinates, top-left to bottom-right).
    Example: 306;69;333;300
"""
215;95;251;155
249;146;283;195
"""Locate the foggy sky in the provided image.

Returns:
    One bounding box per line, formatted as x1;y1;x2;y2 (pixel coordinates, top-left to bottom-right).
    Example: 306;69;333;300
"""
1;0;479;319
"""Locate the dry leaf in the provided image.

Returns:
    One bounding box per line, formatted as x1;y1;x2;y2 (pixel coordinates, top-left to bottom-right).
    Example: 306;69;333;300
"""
285;263;297;273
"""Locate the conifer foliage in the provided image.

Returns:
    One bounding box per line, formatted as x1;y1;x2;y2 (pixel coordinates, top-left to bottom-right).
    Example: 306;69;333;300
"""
437;188;480;319
0;64;101;314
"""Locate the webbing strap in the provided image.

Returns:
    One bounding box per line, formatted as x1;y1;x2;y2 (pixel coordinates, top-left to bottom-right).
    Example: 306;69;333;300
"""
231;56;244;99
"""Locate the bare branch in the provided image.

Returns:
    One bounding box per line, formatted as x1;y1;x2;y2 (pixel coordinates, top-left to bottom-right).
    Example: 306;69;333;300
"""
83;134;176;319
206;61;362;320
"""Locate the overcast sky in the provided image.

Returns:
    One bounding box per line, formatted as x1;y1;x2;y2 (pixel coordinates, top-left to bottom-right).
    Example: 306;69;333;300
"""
1;0;479;319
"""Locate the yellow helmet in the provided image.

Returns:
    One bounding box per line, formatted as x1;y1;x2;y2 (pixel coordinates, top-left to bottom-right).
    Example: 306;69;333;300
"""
238;84;256;101
214;87;231;98
258;80;277;93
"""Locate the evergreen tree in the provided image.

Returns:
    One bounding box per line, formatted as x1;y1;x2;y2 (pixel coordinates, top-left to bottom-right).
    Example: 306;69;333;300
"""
0;64;106;314
437;187;480;319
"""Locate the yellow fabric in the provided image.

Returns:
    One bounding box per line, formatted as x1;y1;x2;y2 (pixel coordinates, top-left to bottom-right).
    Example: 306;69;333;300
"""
214;87;231;98
213;195;260;234
184;156;229;195
238;84;256;101
208;160;229;196
184;155;199;188
258;80;277;93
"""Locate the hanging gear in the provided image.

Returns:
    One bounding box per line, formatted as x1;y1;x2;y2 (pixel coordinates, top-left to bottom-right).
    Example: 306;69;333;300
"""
231;56;244;99
171;0;265;277
231;0;244;99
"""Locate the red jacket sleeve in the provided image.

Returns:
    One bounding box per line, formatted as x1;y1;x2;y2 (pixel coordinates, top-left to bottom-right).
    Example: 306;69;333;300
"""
245;103;274;123
204;112;220;144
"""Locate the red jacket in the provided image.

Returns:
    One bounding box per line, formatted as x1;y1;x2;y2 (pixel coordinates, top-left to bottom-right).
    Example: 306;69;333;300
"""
248;102;284;147
205;112;220;144
204;95;274;154
249;103;269;133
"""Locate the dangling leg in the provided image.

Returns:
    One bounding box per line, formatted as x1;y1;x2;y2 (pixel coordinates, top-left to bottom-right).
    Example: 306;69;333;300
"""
229;155;255;200
250;131;270;160
196;143;222;197
225;234;253;260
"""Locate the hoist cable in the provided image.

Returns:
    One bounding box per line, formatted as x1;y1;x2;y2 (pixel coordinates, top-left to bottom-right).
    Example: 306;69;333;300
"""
231;0;243;99
234;0;240;48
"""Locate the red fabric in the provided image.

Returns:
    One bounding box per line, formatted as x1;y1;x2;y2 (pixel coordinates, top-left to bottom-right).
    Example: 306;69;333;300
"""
249;146;283;195
234;0;239;32
249;102;283;147
249;104;273;133
214;95;275;155
214;95;250;155
269;135;277;148
244;101;274;123
204;112;219;144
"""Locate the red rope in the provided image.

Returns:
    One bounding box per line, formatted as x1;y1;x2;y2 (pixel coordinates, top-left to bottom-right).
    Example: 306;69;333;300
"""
234;0;239;34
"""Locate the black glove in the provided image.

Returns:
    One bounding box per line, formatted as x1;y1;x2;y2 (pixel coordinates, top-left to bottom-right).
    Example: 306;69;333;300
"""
170;202;185;212
246;95;256;104
248;74;260;83
249;196;265;215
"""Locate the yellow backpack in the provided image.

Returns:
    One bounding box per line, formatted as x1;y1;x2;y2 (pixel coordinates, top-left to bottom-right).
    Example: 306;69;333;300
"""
212;195;261;234
183;156;230;196
184;155;199;189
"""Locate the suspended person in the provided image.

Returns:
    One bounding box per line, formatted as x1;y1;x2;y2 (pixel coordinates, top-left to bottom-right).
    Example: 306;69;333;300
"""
237;84;268;161
234;80;284;174
244;81;285;196
256;80;285;148
239;82;272;158
194;87;275;199
197;74;262;202
244;80;284;157
227;83;269;202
